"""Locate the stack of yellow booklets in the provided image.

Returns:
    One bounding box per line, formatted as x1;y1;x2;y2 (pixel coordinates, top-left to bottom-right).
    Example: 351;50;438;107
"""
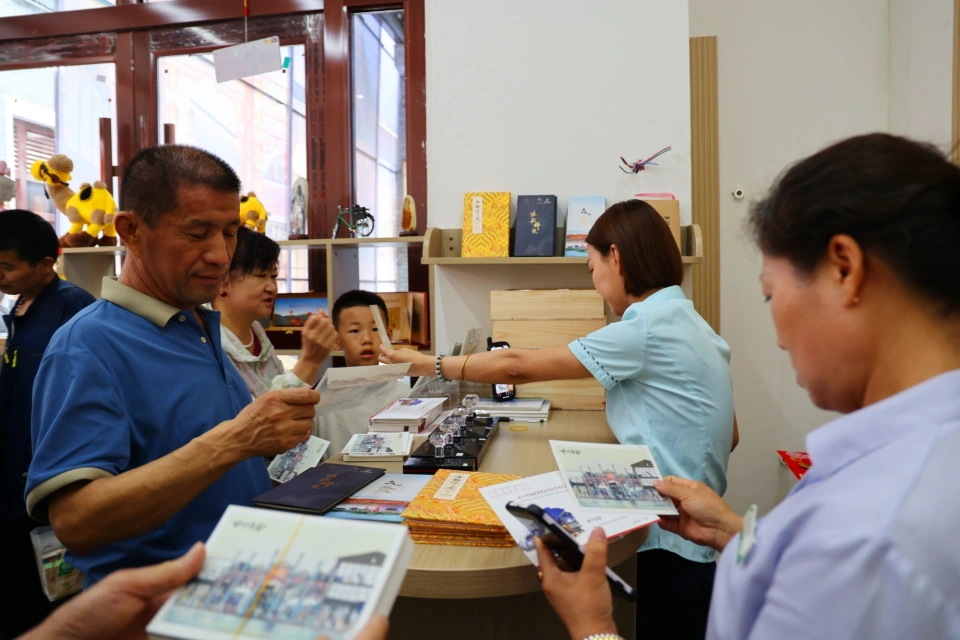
462;192;510;257
401;469;521;546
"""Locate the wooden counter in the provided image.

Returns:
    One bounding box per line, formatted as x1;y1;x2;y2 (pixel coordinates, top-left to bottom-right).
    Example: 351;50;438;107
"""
325;409;649;639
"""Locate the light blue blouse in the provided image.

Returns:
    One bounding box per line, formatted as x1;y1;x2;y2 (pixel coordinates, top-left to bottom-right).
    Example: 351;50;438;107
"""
569;285;734;563
708;369;960;639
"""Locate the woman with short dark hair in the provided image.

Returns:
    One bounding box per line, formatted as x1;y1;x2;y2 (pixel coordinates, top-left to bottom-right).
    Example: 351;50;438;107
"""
382;199;736;638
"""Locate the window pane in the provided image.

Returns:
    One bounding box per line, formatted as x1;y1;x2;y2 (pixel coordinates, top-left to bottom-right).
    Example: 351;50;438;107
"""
352;9;406;240
157;45;306;242
1;0;115;17
0;63;117;235
353;19;380;158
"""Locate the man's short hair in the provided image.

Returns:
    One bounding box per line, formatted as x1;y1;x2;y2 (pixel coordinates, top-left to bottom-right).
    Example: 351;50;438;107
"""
119;145;241;227
332;290;389;328
0;209;59;265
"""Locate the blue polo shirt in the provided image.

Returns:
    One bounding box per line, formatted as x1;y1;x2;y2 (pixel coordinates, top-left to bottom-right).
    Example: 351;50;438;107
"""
26;278;271;586
1;276;94;519
569;285;734;564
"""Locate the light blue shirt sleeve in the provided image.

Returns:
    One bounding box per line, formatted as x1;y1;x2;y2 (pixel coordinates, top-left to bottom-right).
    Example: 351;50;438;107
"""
568;308;648;390
711;530;960;640
27;348;131;520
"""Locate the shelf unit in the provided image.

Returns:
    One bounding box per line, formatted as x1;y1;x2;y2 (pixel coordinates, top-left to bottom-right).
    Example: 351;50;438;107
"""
421;224;704;265
58;235;436;355
419;225;705;353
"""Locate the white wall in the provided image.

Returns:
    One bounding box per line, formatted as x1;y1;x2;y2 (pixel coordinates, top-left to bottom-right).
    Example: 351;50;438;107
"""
425;0;692;349
889;0;953;145
689;0;891;516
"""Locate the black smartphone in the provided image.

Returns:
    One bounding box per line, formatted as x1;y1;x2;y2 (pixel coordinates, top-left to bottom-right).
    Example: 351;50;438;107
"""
505;502;637;602
488;338;516;402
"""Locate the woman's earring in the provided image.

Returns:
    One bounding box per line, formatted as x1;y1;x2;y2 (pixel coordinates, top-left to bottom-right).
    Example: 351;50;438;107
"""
219;291;227;298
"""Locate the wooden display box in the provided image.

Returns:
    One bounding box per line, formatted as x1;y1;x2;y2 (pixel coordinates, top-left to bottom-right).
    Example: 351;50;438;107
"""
491;289;606;410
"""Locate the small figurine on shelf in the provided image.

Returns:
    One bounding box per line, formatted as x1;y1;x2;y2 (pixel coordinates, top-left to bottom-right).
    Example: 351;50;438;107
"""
332;204;375;238
239;192;268;233
399;194;417;236
288;177;309;240
0;161;14;211
30;154;118;247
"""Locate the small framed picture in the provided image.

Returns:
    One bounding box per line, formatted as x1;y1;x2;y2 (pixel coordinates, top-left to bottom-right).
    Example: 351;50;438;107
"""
270;293;328;330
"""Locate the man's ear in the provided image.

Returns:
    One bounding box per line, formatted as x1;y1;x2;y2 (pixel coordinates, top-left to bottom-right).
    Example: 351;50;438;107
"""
39;256;56;275
113;211;140;250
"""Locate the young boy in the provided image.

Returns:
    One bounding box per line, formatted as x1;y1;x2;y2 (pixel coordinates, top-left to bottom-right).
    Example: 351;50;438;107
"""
0;210;95;636
316;290;409;458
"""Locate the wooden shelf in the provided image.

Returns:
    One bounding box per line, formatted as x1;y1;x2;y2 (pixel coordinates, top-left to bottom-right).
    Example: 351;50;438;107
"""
60;245;126;254
422;255;703;265
421;225;704;265
60;237;426;253
276;235;425;249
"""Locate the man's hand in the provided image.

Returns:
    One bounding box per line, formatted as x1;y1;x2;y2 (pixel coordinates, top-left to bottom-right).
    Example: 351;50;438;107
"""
378;345;435;376
219;387;319;458
300;310;338;364
318;614;388;640
21;543;205;640
535;527;618;640
655;476;743;552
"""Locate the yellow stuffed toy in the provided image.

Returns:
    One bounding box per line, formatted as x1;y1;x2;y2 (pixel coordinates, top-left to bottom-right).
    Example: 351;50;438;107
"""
239;192;268;233
30;154;118;247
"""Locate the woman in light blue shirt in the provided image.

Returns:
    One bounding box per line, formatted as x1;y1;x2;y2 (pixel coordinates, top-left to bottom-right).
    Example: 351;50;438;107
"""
383;200;737;639
537;133;960;640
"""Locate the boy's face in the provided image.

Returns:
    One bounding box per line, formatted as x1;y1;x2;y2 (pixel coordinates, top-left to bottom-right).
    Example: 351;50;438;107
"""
0;250;54;297
336;305;385;367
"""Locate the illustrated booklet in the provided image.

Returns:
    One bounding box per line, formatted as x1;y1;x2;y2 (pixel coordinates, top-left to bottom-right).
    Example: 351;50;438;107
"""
147;505;413;640
549;440;678;515
267;436;331;483
478;471;660;565
326;474;431;523
341;432;413;462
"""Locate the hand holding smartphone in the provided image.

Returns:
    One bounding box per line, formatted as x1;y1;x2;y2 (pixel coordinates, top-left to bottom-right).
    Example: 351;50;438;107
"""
487;338;517;402
505;502;637;601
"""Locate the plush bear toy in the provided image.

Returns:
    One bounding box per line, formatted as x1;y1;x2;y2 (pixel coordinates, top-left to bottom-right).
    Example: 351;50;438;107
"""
239;192;268;233
29;154;118;247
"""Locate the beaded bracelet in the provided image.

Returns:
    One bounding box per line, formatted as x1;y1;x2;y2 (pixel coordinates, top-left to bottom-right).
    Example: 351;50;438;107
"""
435;354;449;382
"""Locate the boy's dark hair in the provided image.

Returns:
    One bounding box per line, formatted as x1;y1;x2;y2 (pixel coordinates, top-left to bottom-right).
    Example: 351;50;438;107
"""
332;290;389;328
0;209;59;265
120;144;241;227
749;133;960;316
585;199;683;295
229;227;281;276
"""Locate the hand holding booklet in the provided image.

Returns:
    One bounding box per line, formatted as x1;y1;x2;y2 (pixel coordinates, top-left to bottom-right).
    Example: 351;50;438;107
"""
147;505;413;640
479;471;660;565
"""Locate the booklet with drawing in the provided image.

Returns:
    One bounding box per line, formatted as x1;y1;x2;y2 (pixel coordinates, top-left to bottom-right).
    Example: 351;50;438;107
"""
267;436;331;483
147;505;413;640
478;471;660;564
549;440;678;515
326;474;431;523
342;432;413;462
313;363;410;414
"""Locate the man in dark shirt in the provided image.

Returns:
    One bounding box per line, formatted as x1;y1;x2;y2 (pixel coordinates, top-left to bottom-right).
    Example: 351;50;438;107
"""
0;209;95;637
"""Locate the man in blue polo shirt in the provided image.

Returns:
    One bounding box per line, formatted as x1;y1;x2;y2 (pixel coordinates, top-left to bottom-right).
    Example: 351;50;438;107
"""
0;210;95;636
25;145;319;587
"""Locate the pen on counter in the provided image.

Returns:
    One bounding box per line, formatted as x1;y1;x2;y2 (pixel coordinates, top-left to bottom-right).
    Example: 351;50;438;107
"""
498;417;545;423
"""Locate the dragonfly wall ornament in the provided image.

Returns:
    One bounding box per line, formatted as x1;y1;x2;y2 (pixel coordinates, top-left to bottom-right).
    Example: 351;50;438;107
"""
619;146;672;174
